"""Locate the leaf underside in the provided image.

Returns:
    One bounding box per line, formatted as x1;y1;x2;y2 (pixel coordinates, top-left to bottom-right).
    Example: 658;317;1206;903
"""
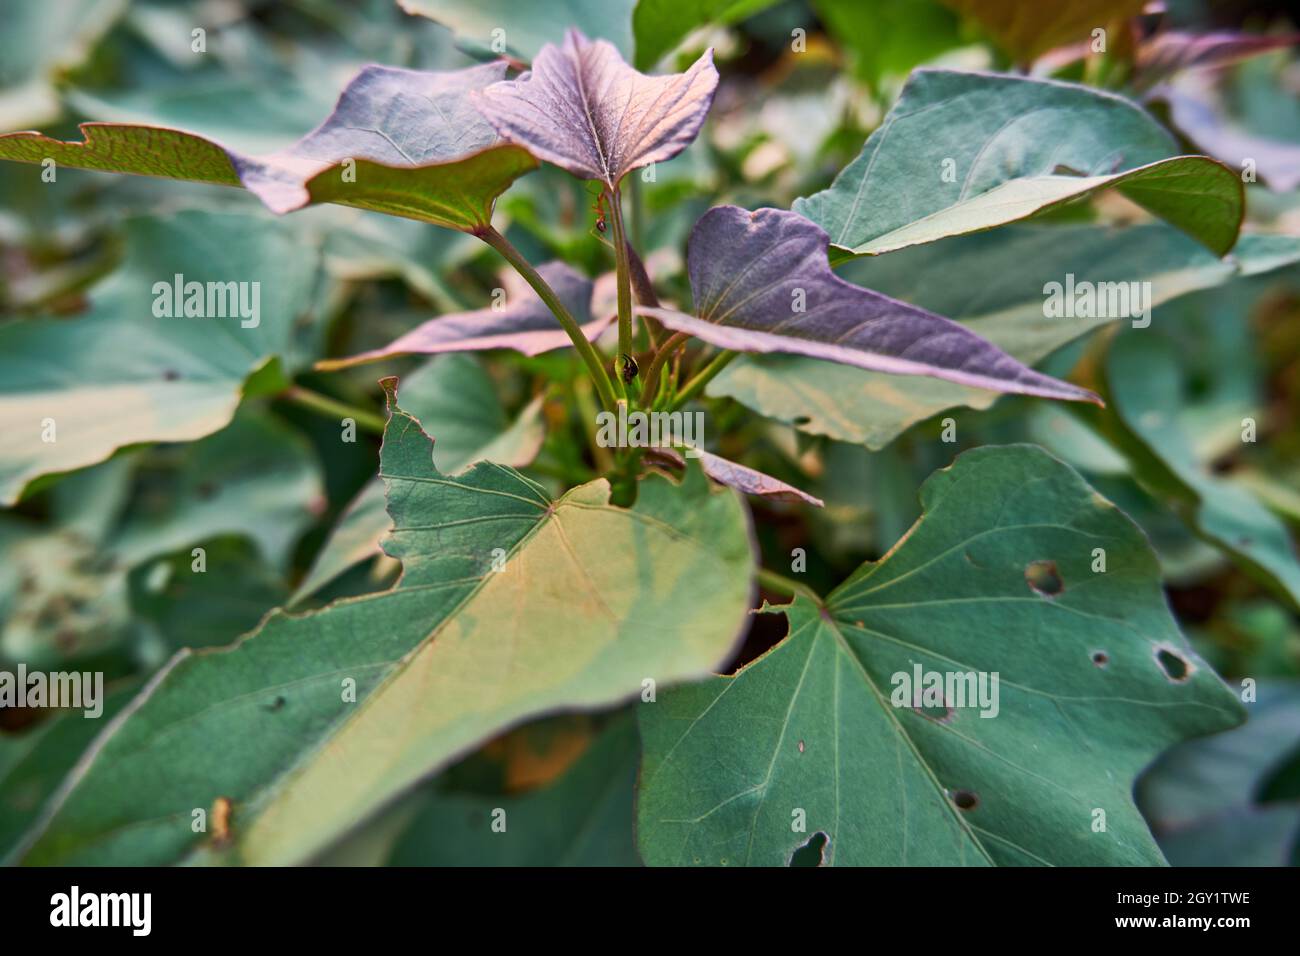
793;68;1243;259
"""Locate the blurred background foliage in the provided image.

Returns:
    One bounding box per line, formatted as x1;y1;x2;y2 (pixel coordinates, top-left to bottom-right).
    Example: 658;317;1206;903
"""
1;0;1298;866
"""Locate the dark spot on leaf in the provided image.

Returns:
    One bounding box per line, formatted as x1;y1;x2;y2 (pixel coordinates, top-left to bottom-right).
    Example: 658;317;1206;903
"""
951;789;979;811
1025;560;1063;597
791;415;812;426
1092;650;1109;667
265;695;286;712
789;831;828;866
1155;646;1191;682
913;701;955;724
163;369;180;381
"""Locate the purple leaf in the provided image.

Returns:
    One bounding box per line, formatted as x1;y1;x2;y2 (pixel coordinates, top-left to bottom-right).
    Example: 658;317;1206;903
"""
0;63;535;231
1135;31;1300;90
638;206;1101;404
318;262;613;368
236;62;514;212
473;28;718;189
653;448;823;507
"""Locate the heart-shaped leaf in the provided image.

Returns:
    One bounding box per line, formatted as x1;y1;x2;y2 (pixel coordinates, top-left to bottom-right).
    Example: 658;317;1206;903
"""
639;206;1098;403
0;63;537;232
0;210;322;505
637;444;1244;866
318;262;612;369
474;28;718;190
15;383;755;865
793;69;1243;259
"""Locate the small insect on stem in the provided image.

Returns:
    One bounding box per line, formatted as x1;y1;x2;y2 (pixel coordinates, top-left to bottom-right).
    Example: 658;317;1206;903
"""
619;352;639;383
593;195;607;234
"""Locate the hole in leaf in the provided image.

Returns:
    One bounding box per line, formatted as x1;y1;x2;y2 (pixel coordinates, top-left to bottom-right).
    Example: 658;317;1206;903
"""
1155;647;1191;682
1091;650;1109;667
789;831;828;866
1025;560;1063;597
951;789;979;811
720;609;788;675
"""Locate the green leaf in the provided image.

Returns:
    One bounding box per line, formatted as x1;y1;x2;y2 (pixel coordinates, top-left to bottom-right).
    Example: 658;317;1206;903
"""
0;210;321;505
399;0;636;62
1139;683;1300;867
710;223;1298;448
108;408;324;571
0;685;134;863
637;444;1244;866
813;0;963;88
632;0;778;70
129;540;290;654
387;715;641;865
793;69;1243;259
0;63;537;232
0;0;125;129
16;383;754;865
1100;331;1300;610
291;355;546;605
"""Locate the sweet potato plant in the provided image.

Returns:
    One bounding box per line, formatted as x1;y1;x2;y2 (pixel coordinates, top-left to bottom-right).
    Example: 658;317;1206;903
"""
1;0;1299;868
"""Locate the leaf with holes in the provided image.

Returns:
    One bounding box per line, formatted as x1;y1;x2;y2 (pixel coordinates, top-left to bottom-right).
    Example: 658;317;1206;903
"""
318;263;613;369
14;382;754;865
0;63;536;232
792;69;1243;260
639;206;1099;403
474;28;718;191
636;444;1244;866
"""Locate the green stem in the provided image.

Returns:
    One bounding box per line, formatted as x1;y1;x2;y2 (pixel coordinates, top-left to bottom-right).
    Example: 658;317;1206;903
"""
574;377;614;473
627;245;664;348
756;567;821;604
606;186;635;392
283;386;386;434
640;331;690;407
480;226;619;411
672;349;738;409
629;174;645;251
